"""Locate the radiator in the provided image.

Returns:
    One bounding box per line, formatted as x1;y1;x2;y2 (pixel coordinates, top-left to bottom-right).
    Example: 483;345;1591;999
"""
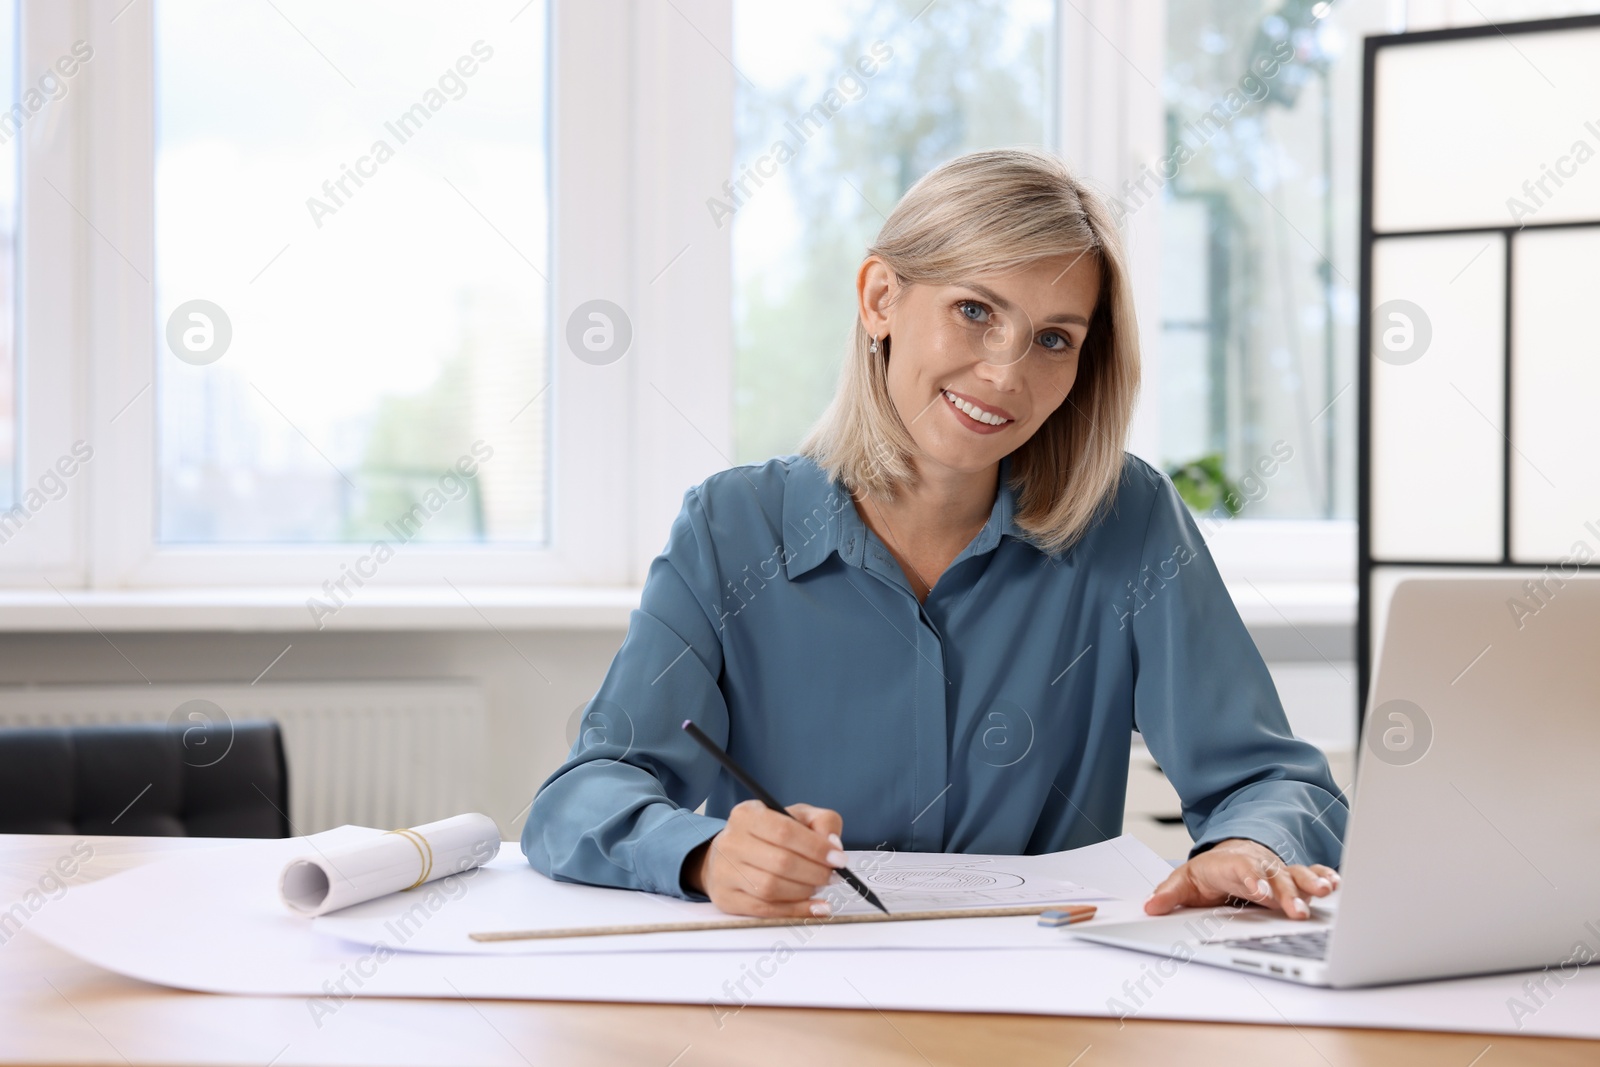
0;682;491;834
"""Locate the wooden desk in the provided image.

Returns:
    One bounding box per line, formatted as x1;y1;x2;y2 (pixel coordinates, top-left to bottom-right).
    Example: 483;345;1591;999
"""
1;835;1592;1066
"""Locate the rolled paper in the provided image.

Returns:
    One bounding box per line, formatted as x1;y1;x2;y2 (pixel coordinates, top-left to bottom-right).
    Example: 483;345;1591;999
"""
279;813;501;917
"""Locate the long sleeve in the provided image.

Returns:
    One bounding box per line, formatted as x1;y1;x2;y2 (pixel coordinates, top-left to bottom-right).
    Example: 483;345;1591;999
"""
521;486;731;901
1128;471;1349;870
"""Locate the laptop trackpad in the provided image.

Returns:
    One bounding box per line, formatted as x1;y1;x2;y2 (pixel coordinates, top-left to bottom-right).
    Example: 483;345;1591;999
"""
1070;901;1336;951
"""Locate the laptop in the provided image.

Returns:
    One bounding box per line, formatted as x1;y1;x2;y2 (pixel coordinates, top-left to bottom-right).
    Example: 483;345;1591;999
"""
1071;575;1600;987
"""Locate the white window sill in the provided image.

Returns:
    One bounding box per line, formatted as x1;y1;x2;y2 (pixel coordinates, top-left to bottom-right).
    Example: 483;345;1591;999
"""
1225;581;1356;630
0;587;643;632
0;581;1356;633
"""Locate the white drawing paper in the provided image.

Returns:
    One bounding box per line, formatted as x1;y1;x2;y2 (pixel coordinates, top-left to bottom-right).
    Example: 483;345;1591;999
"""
18;825;1600;1043
21;827;1600;1038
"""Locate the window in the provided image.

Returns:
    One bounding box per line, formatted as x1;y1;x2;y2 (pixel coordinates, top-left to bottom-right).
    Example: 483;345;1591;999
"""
37;1;1584;596
0;0;83;583
1156;0;1392;522
730;0;1057;463
65;0;643;590
0;1;15;507
153;1;549;545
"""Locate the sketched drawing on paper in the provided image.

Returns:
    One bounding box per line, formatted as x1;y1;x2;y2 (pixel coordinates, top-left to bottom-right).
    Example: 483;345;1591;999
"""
862;868;1027;892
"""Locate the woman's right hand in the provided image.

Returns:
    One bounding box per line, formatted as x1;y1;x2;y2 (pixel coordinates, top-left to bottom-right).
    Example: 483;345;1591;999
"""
684;799;848;917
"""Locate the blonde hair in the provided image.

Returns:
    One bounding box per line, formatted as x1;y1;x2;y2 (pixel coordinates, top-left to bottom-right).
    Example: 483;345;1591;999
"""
798;147;1142;556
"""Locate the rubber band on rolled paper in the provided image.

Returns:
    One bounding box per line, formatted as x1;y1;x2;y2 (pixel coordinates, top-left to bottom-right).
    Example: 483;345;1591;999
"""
385;827;435;889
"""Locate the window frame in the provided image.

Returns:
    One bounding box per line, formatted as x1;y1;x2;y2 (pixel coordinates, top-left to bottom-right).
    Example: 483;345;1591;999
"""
0;0;88;588
83;0;672;588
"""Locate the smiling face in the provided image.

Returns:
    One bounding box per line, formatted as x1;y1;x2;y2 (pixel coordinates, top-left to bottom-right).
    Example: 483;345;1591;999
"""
858;251;1102;479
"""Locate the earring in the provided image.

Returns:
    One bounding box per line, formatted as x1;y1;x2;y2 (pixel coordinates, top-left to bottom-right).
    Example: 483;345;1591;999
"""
870;334;879;354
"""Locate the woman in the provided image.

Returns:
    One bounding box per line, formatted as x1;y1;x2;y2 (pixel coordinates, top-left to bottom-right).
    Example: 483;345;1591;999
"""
524;148;1346;922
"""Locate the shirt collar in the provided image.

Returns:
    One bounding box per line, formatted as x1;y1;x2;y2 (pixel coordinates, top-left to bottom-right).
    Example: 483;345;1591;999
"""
782;453;1028;580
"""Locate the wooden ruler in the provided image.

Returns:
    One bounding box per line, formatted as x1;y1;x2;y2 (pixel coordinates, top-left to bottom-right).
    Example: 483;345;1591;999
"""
469;902;1097;942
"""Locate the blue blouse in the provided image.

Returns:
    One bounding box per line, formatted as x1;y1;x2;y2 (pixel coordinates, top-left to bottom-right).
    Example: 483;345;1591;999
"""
522;452;1347;901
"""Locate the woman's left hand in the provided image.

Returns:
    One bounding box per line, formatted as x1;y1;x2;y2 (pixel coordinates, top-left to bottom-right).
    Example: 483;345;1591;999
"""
1143;838;1339;920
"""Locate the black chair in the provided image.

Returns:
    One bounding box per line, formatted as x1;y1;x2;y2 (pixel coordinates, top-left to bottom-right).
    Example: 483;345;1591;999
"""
0;720;290;837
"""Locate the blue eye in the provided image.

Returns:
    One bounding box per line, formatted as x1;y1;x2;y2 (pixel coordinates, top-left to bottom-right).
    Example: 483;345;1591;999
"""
1038;330;1073;352
957;299;989;323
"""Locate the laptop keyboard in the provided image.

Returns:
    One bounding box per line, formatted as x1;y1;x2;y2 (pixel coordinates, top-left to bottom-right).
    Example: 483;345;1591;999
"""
1219;929;1330;960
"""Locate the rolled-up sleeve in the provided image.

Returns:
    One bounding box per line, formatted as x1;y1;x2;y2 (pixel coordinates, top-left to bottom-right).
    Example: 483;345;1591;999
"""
1128;473;1349;869
521;486;730;900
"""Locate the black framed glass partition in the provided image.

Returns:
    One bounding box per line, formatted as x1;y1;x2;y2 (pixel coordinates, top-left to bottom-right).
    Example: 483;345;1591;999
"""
1357;14;1600;726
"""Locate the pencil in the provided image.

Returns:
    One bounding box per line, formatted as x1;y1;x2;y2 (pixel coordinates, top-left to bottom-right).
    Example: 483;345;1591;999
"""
681;718;891;915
